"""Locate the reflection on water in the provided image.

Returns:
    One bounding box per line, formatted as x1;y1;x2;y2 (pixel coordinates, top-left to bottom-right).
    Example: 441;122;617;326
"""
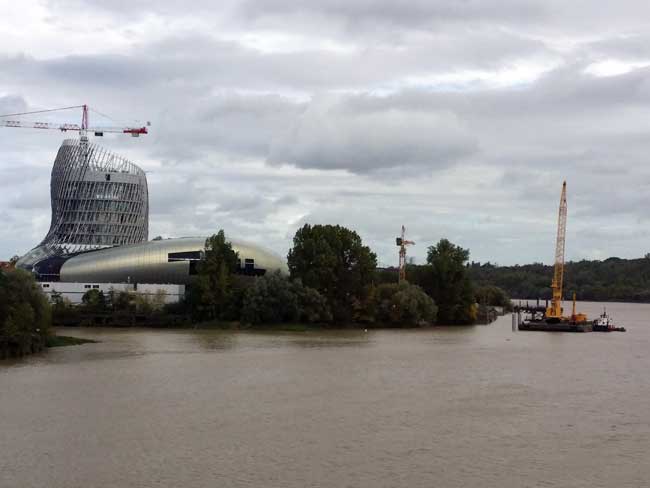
1;302;649;488
190;329;373;351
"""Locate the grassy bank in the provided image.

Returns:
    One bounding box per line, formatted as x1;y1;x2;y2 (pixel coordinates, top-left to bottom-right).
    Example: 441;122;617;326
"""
46;335;98;348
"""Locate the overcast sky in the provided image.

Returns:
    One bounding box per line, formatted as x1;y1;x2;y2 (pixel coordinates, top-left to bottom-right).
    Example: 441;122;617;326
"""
2;0;650;266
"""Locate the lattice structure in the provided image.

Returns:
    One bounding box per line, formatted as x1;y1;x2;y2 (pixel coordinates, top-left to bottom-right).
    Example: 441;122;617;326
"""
18;139;148;271
546;181;567;319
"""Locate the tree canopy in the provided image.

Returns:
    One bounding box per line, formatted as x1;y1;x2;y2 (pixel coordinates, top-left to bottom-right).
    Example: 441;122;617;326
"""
287;224;377;321
406;239;475;324
241;272;331;325
371;282;438;327
0;269;51;357
194;230;240;320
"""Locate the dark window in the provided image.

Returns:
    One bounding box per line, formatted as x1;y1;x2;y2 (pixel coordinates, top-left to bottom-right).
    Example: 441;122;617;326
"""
92;285;100;289
105;174;111;181
189;261;199;275
168;251;202;262
42;284;50;288
245;258;255;271
84;285;91;289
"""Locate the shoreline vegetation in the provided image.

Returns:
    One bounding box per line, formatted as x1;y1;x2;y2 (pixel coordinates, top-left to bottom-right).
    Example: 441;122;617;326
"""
46;335;97;348
468;257;650;303
3;225;511;359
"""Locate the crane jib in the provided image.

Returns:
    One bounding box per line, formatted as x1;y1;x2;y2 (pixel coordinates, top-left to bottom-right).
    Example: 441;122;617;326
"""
0;105;148;137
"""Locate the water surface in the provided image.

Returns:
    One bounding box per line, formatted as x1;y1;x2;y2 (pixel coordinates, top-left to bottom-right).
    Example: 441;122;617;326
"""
1;302;649;487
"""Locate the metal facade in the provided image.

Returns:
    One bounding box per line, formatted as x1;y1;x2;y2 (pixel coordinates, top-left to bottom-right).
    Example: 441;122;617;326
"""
60;237;288;284
18;139;148;269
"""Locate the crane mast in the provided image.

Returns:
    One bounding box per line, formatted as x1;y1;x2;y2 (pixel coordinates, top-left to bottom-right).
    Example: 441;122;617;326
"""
546;181;567;319
396;225;415;284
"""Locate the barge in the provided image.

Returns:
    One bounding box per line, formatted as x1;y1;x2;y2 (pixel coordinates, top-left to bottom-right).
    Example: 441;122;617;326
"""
519;320;592;333
514;307;626;333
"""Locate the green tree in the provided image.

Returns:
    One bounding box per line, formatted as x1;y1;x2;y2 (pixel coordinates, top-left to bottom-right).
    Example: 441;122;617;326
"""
241;272;332;325
287;224;377;322
151;290;168;311
294;282;332;323
194;230;240;321
107;290;133;311
241;272;300;325
474;285;512;311
373;282;437;327
133;294;154;314
0;269;51;357
424;239;475;324
81;289;107;312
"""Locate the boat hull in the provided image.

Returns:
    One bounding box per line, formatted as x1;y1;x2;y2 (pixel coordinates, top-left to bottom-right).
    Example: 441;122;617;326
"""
519;321;592;332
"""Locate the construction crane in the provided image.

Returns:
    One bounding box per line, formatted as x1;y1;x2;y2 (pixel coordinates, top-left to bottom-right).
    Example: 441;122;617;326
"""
0;104;149;143
396;225;415;284
546;182;567;320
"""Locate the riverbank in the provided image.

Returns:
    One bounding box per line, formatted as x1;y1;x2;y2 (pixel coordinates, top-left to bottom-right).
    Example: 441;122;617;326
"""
54;314;502;331
46;335;98;348
0;335;98;359
57;319;440;331
0;338;47;360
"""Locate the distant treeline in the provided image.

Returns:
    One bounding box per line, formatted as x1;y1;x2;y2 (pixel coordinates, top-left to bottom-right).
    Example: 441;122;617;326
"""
467;256;650;302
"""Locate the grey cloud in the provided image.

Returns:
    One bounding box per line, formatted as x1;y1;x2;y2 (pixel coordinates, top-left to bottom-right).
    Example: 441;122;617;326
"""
268;96;478;173
239;0;547;27
5;1;650;264
0;27;551;97
0;95;28;114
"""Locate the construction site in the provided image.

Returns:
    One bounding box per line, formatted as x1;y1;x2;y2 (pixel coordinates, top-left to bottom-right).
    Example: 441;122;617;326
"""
0;104;286;299
0;103;631;333
515;182;626;333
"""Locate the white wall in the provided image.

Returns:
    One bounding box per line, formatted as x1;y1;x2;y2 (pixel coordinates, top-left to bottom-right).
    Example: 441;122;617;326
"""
134;284;186;304
39;282;185;305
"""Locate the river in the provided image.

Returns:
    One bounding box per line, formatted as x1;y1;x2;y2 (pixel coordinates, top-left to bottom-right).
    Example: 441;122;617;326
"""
1;301;649;487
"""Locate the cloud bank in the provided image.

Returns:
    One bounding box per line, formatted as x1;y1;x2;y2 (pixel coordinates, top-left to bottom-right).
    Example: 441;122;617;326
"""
2;0;650;266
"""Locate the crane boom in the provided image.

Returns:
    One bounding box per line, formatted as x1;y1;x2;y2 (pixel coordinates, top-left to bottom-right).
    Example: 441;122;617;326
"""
0;104;148;137
0;119;147;135
547;181;567;319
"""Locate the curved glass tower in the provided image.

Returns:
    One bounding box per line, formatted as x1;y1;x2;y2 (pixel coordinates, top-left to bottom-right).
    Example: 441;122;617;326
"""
18;139;148;277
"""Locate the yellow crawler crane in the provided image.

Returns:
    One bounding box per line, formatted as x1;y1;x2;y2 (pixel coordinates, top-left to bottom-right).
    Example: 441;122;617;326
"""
546;182;567;320
546;182;587;323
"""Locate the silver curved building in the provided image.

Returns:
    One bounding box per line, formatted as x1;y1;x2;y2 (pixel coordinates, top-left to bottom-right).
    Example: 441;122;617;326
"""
60;237;288;284
17;139;148;275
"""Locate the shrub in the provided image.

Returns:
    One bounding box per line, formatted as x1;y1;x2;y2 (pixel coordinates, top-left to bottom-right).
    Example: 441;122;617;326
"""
373;282;437;327
241;272;300;325
0;269;51;357
241;272;332;325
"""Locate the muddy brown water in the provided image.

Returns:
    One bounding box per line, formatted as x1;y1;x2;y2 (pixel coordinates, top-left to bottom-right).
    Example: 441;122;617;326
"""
1;302;649;487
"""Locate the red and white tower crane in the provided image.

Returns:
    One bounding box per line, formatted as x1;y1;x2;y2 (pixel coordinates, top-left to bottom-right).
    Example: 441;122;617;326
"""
0;104;149;142
396;225;415;284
